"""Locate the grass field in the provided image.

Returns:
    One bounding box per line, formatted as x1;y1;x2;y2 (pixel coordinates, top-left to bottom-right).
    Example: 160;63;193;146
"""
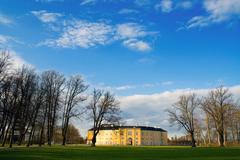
0;145;240;160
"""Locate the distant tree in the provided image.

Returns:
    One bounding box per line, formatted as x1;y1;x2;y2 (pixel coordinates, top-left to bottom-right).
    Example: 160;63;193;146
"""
201;86;233;147
86;89;120;147
167;94;199;147
66;124;84;144
61;75;88;145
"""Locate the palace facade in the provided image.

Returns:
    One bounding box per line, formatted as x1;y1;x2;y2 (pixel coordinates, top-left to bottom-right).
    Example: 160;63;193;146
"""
87;125;168;146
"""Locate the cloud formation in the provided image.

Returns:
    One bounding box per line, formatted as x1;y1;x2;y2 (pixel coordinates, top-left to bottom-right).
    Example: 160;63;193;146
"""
155;0;173;13
80;0;96;5
0;34;11;46
0;14;13;25
123;39;151;52
119;85;240;136
32;10;63;23
43;20;113;48
186;0;240;28
39;19;156;52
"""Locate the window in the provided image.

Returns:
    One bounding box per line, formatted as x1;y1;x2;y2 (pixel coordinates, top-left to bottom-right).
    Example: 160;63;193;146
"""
120;131;124;136
128;131;132;136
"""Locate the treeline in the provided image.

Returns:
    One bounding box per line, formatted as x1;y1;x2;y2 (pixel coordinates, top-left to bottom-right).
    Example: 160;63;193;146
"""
0;50;121;148
167;87;240;147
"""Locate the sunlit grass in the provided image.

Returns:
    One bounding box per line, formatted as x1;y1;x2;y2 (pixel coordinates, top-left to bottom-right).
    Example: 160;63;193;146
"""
0;145;240;160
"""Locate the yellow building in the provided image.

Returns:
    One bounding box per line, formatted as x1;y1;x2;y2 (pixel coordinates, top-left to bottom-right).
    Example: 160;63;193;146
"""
87;125;168;146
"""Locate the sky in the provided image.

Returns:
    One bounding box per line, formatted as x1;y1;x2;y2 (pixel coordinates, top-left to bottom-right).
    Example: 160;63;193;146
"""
0;0;240;137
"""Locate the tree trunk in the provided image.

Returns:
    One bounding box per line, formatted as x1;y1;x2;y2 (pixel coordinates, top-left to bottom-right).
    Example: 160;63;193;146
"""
218;132;224;147
62;118;69;146
91;134;96;147
191;132;196;148
9;116;17;148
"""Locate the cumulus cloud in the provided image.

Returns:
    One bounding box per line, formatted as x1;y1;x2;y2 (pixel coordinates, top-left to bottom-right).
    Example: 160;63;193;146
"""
40;20;114;48
185;0;240;29
0;50;31;70
116;23;155;52
155;0;193;13
31;10;63;23
155;0;173;13
39;19;156;52
116;23;149;39
0;14;13;25
123;39;151;52
9;50;31;69
118;85;240;136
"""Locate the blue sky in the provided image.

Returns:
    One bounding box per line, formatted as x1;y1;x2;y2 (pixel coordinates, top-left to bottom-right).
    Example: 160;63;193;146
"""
1;0;240;136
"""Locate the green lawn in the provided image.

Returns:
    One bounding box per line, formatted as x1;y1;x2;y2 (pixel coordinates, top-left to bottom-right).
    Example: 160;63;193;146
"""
0;145;240;160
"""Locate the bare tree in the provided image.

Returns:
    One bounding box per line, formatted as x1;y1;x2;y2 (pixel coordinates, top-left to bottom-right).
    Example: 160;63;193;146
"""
41;70;65;146
167;94;199;147
0;50;10;79
8;66;37;148
86;89;120;147
27;77;45;147
61;75;88;145
201;86;233;147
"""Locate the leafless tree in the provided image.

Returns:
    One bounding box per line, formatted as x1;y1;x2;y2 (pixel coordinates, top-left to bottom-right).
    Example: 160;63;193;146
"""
26;78;45;147
86;89;120;147
61;75;88;145
40;70;65;146
167;94;199;147
201;86;233;147
226;103;240;144
8;66;37;148
0;50;10;79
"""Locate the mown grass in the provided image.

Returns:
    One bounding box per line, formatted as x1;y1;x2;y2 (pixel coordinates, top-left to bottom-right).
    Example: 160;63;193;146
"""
0;145;240;160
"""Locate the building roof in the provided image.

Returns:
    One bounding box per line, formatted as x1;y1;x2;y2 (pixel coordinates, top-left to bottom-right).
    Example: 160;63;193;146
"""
88;125;167;132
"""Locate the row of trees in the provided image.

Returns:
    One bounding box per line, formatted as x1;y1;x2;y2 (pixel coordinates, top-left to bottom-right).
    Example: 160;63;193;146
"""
0;50;121;148
167;87;240;147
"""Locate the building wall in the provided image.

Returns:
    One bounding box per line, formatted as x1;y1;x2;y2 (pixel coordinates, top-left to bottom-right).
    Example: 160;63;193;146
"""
87;127;167;146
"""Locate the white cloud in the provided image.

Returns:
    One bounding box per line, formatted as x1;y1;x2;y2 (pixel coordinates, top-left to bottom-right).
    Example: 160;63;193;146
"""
41;20;114;48
116;85;137;91
115;23;155;52
155;0;173;13
119;85;240;136
31;10;62;23
9;51;30;69
39;20;156;52
0;50;31;70
177;1;193;9
80;0;96;5
123;39;151;52
185;0;240;28
116;23;149;39
118;8;139;14
0;14;13;25
0;34;11;46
